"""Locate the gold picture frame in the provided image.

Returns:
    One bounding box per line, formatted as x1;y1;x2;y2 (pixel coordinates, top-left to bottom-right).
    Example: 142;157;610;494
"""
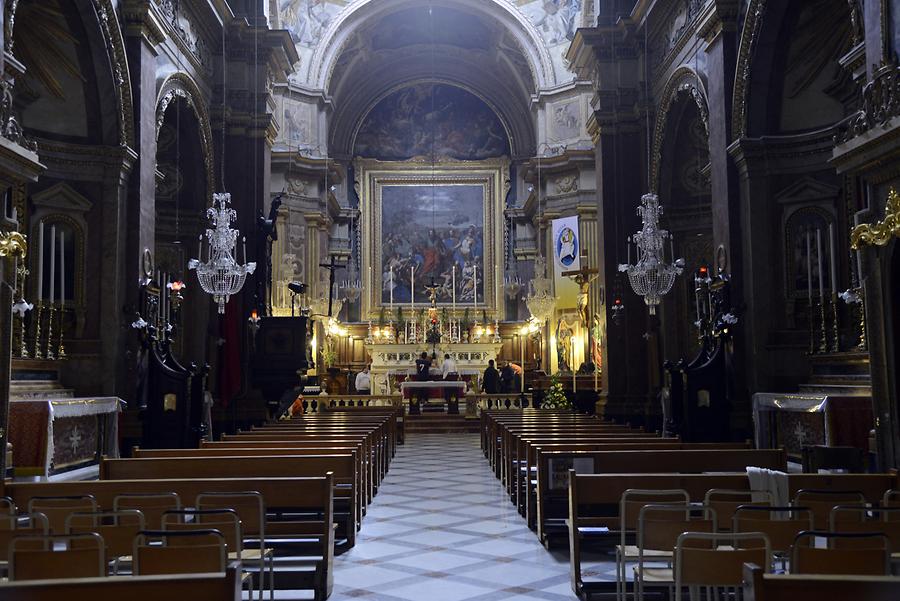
356;157;509;319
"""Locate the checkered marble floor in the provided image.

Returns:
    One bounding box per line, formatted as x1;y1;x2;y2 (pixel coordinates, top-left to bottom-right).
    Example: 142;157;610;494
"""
323;432;584;601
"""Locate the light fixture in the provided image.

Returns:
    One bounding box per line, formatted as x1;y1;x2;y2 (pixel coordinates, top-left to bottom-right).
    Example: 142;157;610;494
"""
618;193;684;315
617;21;683;315
189;193;257;314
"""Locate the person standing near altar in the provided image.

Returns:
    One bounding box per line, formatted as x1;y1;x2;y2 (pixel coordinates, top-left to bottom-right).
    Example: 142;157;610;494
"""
412;352;432;414
355;365;371;395
482;360;500;394
441;353;457;379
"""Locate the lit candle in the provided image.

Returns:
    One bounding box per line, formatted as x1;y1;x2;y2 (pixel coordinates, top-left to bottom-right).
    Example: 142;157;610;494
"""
49;225;56;305
197;234;202;262
389;265;394;309
60;230;65;310
410;265;414;309
828;223;837;294
816;228;824;300
572;337;577;393
520;333;525;393
242;236;247;264
627;236;632;265
806;229;813;306
37;221;44;300
473;264;478;308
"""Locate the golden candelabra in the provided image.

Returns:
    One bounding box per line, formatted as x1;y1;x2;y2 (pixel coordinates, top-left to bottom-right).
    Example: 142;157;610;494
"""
57;306;66;359
45;305;55;360
16;263;29;358
33;302;43;359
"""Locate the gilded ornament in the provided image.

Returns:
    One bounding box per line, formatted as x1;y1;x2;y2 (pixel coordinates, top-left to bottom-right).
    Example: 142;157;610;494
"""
850;188;900;250
0;230;26;259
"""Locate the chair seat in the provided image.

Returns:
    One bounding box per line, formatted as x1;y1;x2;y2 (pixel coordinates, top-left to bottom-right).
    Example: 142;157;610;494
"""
617;545;673;559
633;566;674;583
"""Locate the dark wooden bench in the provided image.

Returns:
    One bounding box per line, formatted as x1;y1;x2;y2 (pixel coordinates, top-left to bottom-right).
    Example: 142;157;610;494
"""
741;563;900;601
100;454;360;549
0;566;243;601
2;475;335;600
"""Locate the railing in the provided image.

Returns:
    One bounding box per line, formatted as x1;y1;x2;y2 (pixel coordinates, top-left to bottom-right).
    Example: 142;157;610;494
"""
470;393;536;413
300;394;401;413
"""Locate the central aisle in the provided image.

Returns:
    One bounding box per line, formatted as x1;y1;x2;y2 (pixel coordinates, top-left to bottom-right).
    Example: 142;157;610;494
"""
329;433;574;600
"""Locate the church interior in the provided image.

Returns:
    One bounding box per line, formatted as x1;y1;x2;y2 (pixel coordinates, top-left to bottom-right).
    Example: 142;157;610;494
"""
1;0;900;598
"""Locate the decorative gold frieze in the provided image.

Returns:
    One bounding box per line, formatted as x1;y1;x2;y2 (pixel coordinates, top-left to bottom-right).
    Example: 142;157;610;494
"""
850;188;900;249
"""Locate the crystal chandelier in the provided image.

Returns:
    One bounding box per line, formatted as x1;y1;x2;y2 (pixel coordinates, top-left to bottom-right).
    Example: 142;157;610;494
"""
188;192;256;314
525;256;556;322
618;193;684;315
342;265;361;302
503;270;522;299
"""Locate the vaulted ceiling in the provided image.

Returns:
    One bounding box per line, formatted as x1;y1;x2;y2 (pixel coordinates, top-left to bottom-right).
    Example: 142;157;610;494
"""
326;3;538;159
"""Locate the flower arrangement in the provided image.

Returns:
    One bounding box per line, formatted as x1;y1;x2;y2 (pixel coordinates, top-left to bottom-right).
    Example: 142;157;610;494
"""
541;374;572;410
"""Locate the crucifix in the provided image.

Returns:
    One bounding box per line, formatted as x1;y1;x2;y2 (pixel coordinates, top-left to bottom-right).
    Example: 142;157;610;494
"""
319;255;347;317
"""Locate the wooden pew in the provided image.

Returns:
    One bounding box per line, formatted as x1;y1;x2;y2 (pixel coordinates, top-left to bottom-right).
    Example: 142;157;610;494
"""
518;441;750;527
100;454;360;549
2;475;335;600
566;472;900;598
537;449;787;545
741;563;900;601
0;567;243;601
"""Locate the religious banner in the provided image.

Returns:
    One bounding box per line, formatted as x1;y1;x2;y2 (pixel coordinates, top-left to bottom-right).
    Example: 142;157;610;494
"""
552;215;581;273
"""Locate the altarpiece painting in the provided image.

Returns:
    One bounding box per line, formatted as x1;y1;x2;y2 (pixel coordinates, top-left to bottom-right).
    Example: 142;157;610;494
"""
357;158;508;318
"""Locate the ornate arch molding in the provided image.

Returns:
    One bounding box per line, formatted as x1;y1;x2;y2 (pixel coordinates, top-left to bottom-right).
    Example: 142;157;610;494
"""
307;0;556;92
731;0;767;140
651;66;710;193
90;0;135;148
156;73;215;198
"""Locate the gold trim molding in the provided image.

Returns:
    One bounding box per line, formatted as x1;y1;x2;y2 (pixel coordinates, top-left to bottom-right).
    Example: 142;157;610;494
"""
851;188;900;249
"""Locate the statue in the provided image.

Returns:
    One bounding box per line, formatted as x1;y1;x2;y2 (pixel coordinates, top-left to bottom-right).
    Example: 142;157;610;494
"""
556;317;576;372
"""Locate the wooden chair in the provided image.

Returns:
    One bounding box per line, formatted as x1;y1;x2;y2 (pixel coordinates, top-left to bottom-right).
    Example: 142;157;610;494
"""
162;509;255;599
830;506;900;554
65;510;145;574
132;530;227;576
674;531;771;601
732;506;814;565
615;489;689;601
0;497;15;517
8;533;106;581
793;489;866;530
791;531;890;576
883;489;900;514
704;488;772;532
801;445;865;473
113;492;181;530
0;513;48;575
633;504;716;601
196;491;274;600
27;495;98;534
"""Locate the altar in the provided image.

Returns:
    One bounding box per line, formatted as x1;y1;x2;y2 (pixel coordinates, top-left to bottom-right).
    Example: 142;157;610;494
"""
8;397;124;479
365;342;503;397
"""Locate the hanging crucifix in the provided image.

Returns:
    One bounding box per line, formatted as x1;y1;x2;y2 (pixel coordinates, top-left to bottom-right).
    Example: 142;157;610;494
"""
319;255;347;317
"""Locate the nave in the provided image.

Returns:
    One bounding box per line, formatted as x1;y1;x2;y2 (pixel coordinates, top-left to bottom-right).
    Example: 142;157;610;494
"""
328;433;572;601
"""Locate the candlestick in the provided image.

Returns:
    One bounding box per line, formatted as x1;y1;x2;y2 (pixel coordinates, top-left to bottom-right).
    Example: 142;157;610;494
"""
45;305;55;360
520;333;525;393
60;230;65;311
410;265;414;310
49;225;56;305
473;264;478;308
37;221;44;300
389;265;394;309
571;339;576;393
627;236;632;265
242;236;247;264
33;302;43;359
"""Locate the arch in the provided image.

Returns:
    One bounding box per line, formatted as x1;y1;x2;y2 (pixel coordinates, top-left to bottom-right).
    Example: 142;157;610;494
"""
308;0;556;92
348;79;513;161
651;66;710;193
156;73;215;198
732;0;768;140
89;0;135;147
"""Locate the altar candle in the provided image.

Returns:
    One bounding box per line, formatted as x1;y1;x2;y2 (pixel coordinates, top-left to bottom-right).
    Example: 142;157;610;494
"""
806;229;813;306
627;236;632;265
10;206;16;227
816;228;824;300
520;334;525;393
60;230;65;310
473;264;478;308
389;265;394;309
37;221;44;300
451;265;456;309
828;223;837;293
242;236;247;264
49;225;56;305
571;340;577;393
410;265;415;309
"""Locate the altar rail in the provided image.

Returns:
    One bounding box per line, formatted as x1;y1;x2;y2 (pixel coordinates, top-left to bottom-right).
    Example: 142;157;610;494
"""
299;395;401;413
470;393;536;412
